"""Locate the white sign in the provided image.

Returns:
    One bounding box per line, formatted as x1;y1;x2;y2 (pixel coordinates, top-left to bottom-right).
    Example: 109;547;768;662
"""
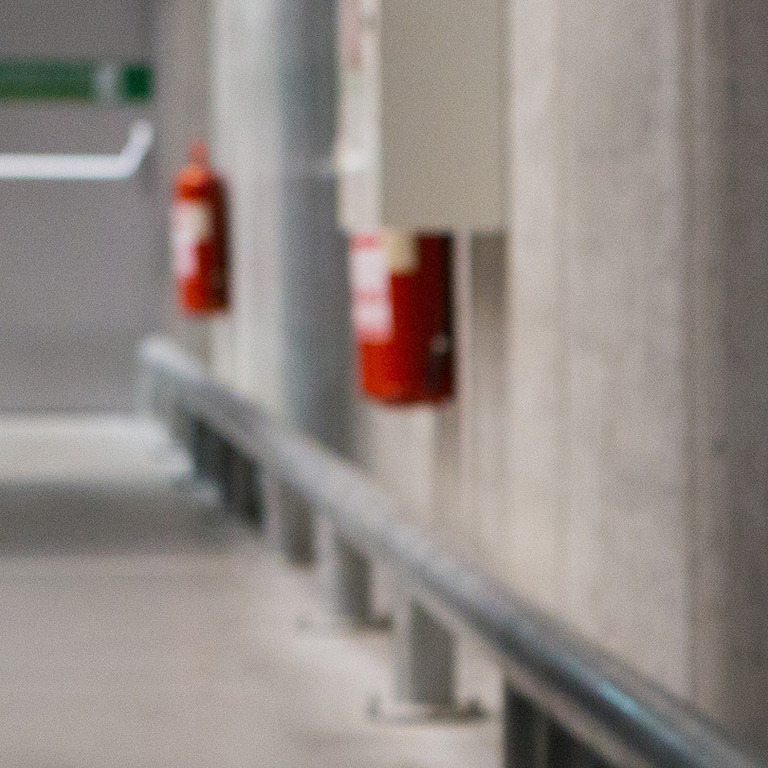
349;232;393;342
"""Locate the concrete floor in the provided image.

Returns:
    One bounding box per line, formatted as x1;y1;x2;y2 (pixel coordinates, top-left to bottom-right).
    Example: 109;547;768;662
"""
0;417;500;767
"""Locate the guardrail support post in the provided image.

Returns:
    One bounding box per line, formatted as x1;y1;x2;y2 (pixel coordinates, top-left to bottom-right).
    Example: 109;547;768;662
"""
263;471;314;565
299;517;389;633
317;516;373;625
191;422;230;498
229;452;262;525
327;531;371;623
503;685;601;768
189;418;208;479
200;425;218;481
203;431;225;485
370;595;479;721
393;598;455;710
217;440;235;505
166;403;189;447
503;686;538;768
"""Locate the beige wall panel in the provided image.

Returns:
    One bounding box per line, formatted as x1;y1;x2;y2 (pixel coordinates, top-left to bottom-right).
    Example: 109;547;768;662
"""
378;0;505;229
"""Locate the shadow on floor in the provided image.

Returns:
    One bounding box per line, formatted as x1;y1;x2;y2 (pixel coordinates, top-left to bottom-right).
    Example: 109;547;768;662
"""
0;478;231;556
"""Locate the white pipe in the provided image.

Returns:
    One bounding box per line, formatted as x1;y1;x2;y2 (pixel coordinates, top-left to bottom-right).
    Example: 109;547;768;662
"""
0;121;154;181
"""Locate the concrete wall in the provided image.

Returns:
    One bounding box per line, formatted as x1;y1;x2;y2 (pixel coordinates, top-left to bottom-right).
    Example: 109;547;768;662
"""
194;0;768;750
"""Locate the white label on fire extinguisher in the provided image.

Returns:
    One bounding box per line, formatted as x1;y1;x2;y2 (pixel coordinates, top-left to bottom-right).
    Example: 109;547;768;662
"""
349;233;393;342
172;201;213;278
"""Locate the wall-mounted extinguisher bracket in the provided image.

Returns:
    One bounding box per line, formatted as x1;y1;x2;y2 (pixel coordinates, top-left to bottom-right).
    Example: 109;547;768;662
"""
172;141;229;316
349;230;453;405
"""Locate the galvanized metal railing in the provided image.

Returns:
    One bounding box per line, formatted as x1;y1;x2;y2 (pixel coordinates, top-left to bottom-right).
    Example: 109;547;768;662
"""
139;337;766;768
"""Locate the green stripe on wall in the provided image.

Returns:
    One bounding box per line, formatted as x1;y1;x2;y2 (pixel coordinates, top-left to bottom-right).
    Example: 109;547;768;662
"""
0;61;154;102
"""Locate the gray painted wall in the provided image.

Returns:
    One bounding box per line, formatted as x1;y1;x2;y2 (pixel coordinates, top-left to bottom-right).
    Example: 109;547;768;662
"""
0;0;161;411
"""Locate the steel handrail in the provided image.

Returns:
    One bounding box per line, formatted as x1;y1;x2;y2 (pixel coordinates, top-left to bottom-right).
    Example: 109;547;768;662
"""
0;120;153;181
140;336;767;768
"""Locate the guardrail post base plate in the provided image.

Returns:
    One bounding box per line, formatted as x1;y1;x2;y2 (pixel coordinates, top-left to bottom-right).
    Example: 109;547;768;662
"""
308;517;390;630
371;595;483;723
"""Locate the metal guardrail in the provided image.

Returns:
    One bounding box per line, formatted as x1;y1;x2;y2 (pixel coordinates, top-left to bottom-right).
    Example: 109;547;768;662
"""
140;337;766;768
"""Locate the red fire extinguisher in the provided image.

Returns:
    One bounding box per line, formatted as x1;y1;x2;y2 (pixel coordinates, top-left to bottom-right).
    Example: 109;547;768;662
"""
348;231;453;404
171;141;229;315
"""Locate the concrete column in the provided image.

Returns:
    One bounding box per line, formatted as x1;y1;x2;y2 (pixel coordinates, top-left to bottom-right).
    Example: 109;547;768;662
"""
275;0;352;457
508;0;768;750
508;0;692;688
684;2;768;748
209;0;351;456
